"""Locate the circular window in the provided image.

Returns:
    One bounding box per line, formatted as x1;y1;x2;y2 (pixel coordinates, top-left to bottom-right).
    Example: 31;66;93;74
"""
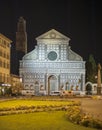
48;51;57;61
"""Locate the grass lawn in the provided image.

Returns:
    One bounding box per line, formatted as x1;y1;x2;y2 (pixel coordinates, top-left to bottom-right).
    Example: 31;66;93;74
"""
0;111;96;130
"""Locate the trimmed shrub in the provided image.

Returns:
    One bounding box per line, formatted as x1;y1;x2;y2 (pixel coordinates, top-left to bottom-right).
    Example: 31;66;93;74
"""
66;106;102;129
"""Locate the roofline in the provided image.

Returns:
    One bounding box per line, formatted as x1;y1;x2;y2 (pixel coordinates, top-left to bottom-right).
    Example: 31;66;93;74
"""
36;29;70;41
0;33;12;43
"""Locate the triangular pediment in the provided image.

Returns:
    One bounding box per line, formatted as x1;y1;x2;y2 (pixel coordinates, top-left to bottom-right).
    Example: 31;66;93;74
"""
36;29;70;41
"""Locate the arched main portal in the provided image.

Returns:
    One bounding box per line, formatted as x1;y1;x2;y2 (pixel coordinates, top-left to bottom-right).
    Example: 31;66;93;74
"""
48;75;57;95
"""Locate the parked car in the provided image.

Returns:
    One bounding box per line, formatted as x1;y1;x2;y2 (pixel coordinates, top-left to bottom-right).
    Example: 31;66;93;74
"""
60;90;74;97
50;91;60;96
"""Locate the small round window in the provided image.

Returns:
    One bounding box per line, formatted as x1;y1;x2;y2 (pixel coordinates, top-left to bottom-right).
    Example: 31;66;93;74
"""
48;51;57;61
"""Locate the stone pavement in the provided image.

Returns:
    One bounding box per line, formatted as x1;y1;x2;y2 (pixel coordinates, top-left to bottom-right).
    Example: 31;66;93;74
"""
77;97;102;121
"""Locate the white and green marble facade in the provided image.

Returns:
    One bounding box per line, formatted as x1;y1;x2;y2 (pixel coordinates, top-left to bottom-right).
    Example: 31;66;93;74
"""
19;29;85;95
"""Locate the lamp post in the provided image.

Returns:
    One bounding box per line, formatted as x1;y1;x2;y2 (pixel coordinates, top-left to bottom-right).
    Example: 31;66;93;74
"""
97;63;101;95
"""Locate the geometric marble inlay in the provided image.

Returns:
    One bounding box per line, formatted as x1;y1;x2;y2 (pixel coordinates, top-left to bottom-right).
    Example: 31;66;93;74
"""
19;29;86;95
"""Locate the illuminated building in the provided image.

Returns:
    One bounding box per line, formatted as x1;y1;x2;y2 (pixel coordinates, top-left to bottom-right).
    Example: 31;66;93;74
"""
19;29;85;95
0;33;12;86
10;74;22;94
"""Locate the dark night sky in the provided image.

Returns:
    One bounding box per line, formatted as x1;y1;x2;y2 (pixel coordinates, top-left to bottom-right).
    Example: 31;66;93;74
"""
0;0;102;66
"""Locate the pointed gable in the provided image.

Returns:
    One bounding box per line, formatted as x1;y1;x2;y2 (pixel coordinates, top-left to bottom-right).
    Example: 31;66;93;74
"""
36;29;70;44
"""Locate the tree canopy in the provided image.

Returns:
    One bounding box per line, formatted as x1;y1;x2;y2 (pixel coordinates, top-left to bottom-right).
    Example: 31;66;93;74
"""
86;54;97;83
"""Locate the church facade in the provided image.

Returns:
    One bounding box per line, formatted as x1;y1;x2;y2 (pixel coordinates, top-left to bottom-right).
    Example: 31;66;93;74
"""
19;29;86;95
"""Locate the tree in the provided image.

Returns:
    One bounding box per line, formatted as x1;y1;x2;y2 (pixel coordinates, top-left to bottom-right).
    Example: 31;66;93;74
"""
4;87;12;96
86;54;97;83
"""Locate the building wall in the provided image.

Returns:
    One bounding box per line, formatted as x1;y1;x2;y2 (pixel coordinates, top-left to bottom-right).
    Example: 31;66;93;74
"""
10;74;22;94
16;17;27;54
20;29;86;95
0;33;12;84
